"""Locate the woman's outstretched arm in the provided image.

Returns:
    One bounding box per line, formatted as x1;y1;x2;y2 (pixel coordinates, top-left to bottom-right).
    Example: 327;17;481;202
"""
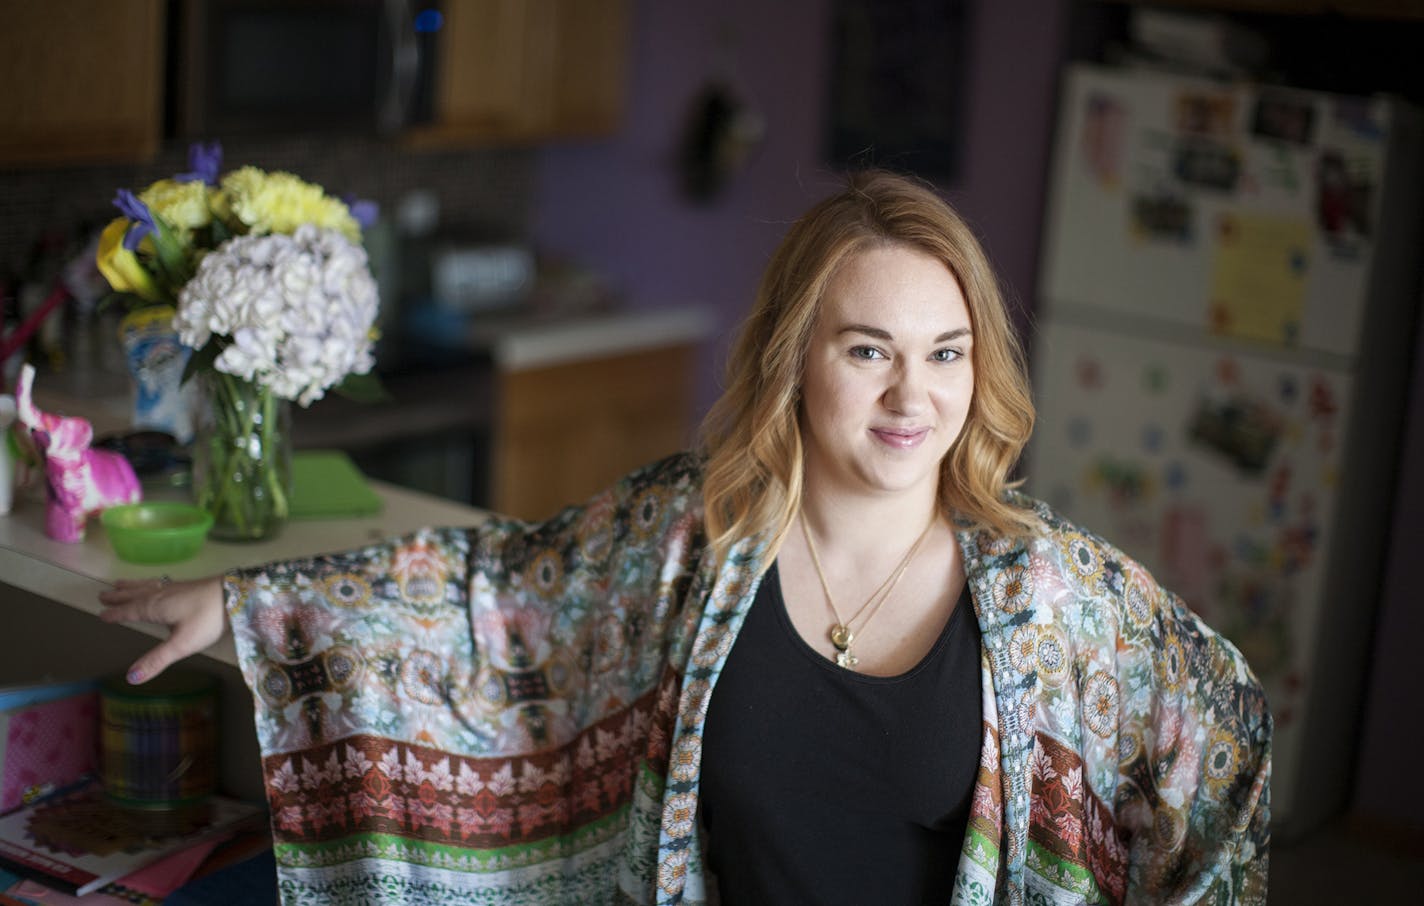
97;575;227;684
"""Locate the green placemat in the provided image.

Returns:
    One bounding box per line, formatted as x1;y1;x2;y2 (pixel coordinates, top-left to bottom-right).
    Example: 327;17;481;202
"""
289;450;383;519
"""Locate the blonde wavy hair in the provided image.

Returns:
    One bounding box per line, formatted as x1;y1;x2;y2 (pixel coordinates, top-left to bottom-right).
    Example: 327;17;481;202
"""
699;169;1037;566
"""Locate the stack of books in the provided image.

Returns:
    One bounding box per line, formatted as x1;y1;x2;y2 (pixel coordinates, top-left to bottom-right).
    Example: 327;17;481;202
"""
0;681;273;904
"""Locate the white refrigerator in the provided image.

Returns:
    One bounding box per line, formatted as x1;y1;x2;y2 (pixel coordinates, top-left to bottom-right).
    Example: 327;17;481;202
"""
1028;62;1424;837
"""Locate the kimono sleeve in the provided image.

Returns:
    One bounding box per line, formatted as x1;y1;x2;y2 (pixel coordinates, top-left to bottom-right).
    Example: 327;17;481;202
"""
221;523;490;760
220;451;707;762
1115;562;1273;904
214;453;708;903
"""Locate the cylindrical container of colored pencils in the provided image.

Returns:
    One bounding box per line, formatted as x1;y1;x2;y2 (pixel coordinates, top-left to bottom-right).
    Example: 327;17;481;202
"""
100;670;218;830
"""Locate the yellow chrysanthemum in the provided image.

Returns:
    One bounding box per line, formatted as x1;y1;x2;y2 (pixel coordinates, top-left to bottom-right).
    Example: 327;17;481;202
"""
215;166;360;242
138;178;213;233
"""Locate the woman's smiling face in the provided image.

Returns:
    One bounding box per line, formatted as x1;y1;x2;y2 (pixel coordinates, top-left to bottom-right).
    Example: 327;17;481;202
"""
798;243;975;503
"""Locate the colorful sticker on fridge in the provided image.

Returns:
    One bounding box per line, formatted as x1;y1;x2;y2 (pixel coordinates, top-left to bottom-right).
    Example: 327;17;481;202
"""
1142;363;1169;394
1163;460;1188;491
1233;534;1269;567
1309;375;1337;451
1186;389;1283;475
1215;565;1294;684
1207;213;1311;344
1251;94;1315;145
1174;91;1236;137
1160;504;1210;607
1085;455;1155;507
1256;145;1302;195
1141;424;1165;454
1081;92;1127;188
1216;356;1241;386
1277;374;1299;405
1307;376;1337;420
1173;139;1241;191
1279;515;1319;575
1130;193;1194;243
1332;97;1384;142
1267;464;1291;521
1317;149;1374;246
1075;356;1103;390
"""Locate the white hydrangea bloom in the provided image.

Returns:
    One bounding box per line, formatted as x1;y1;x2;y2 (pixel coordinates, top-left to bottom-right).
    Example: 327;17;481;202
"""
175;225;379;405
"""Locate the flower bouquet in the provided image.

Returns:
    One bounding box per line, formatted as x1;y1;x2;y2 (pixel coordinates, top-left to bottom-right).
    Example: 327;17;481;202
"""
96;143;383;540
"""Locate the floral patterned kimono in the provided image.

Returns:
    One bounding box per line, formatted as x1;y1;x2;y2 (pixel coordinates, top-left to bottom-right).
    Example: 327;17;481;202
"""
224;454;1270;905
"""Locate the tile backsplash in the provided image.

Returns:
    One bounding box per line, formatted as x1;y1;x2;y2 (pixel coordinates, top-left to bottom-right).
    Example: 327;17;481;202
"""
0;135;537;276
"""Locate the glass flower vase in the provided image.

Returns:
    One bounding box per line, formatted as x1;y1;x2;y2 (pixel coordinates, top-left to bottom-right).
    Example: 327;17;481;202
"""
192;372;292;541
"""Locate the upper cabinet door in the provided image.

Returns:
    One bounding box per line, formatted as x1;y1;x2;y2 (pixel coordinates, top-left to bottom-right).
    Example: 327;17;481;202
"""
404;0;629;147
542;0;630;137
0;0;165;166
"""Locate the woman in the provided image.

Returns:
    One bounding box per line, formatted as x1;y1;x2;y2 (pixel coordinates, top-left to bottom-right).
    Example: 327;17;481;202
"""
100;170;1270;905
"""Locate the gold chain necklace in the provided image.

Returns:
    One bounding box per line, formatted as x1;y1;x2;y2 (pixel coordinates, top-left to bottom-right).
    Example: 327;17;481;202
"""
800;512;938;670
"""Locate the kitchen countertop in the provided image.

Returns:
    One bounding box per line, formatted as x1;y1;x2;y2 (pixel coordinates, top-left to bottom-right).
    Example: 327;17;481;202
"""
0;479;489;668
469;305;714;370
380;303;714;369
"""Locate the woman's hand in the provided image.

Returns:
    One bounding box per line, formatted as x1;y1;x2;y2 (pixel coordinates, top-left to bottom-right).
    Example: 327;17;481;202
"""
98;575;228;684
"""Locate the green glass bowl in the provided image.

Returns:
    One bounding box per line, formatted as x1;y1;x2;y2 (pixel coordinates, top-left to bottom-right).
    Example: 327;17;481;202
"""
102;502;214;564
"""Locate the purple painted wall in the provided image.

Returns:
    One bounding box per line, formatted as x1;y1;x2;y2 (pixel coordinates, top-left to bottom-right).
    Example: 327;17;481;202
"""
948;1;1070;332
533;0;834;410
533;0;1070;413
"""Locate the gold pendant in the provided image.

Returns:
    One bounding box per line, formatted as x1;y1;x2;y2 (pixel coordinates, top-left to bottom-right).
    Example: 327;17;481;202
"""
835;647;858;669
830;624;854;651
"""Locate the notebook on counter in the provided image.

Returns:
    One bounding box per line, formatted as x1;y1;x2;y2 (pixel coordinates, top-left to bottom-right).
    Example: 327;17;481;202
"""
289;450;383;519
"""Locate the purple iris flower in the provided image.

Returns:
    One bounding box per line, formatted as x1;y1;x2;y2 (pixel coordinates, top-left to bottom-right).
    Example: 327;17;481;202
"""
113;189;156;251
344;195;380;230
175;141;223;186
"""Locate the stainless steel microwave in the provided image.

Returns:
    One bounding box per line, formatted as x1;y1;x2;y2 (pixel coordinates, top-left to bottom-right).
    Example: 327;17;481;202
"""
173;0;440;137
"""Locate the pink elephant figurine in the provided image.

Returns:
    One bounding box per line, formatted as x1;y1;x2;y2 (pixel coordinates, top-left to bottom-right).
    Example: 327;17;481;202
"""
15;364;140;542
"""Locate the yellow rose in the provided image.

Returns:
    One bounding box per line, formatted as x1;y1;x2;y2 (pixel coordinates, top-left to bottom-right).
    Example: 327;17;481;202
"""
95;218;161;301
218;167;360;242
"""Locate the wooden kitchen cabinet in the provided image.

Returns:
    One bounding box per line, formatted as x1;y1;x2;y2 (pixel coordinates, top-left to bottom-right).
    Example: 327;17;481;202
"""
404;0;629;147
493;343;697;521
0;0;164;165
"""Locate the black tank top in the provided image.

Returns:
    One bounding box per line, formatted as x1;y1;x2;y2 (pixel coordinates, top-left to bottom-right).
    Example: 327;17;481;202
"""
700;561;983;905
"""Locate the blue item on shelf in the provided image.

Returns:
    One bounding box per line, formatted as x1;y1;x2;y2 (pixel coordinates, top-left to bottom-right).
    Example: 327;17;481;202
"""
164;848;278;906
